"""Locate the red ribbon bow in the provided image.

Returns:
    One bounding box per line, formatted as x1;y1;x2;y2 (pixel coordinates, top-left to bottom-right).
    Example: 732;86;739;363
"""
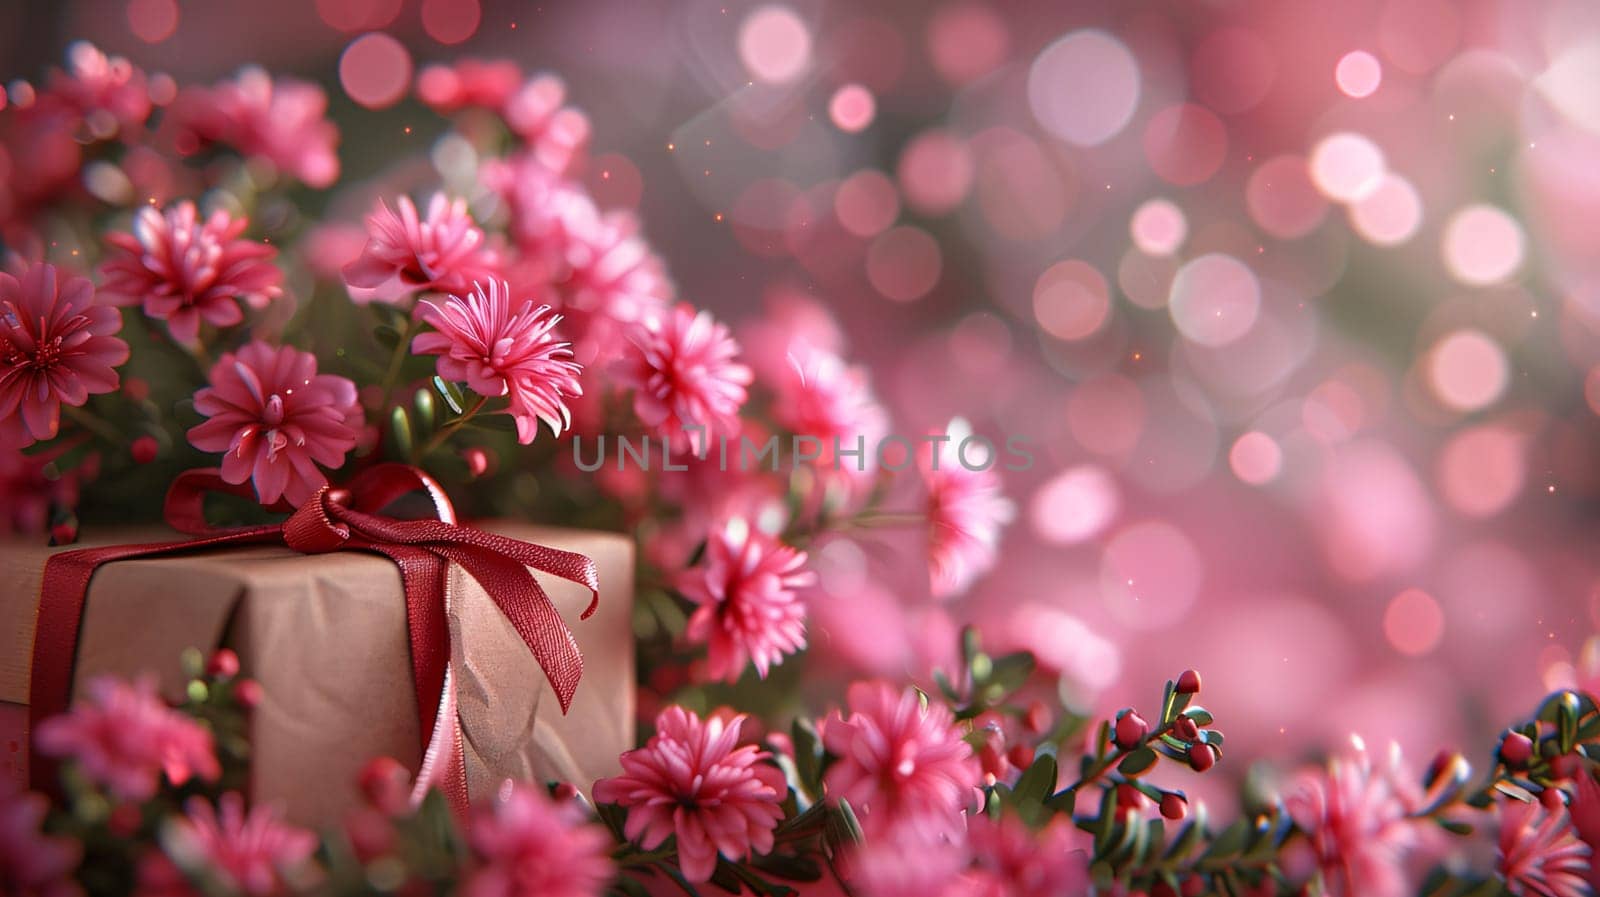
29;463;599;811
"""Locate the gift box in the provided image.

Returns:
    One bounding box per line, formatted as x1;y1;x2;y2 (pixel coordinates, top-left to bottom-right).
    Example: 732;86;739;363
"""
0;520;634;827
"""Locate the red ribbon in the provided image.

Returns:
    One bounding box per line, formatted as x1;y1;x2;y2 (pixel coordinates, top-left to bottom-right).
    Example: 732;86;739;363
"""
28;463;599;810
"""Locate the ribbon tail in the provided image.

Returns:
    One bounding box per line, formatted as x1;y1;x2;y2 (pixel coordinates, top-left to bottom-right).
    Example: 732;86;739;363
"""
409;662;469;817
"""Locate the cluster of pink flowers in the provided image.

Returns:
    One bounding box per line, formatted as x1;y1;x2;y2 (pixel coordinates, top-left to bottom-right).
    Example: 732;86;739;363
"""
679;517;816;682
164;793;317;895
342;194;496;306
1283;740;1421;897
463;782;615;897
34;675;220;802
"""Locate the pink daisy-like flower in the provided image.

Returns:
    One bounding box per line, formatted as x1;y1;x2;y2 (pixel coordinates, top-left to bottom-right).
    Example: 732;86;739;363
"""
46;41;151;135
613;304;751;454
480;152;597;265
0;262;128;449
848;826;970;897
164;793;315;896
172;67;338;188
820;681;982;841
919;419;1014;600
100;201;283;343
412;278;583;445
504;74;591;174
1499;798;1592;897
1;780;82;897
964;812;1089;897
462;782;614;897
1283;741;1419;897
593;706;786;883
35;675;220;803
342;194;495;306
772;346;889;497
679;518;817;683
186;340;362;507
1569;772;1600;893
559;209;673;366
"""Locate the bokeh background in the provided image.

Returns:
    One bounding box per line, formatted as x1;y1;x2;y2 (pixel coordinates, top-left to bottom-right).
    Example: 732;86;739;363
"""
8;0;1600;810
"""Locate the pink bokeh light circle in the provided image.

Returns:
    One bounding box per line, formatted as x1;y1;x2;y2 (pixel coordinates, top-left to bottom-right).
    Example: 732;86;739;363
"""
316;0;402;32
1348;173;1422;246
421;0;480;45
1068;375;1146;457
1130;199;1187;256
1031;465;1120;544
1230;431;1283;485
828;84;876;133
1335;51;1383;98
739;5;812;84
1190;27;1277;115
1246;155;1329;239
867;226;942;301
1027;30;1140;147
1100;521;1203;629
1384;588;1444;656
1033;259;1111;341
1143;104;1228;186
926;2;1009;86
339;33;412;110
834;169;899;237
1437;425;1525;518
1427;329;1508;412
896;130;973;216
1309;132;1386;202
1441;204;1524;286
127;0;178;43
1169;253;1261;347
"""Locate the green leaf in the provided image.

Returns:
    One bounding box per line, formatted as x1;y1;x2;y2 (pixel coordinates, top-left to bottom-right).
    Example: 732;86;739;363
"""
987;652;1037;694
1012;753;1058;815
1117;747;1158;777
390;406;413;458
413;387;436;432
1182;707;1215;726
1201;820;1250;861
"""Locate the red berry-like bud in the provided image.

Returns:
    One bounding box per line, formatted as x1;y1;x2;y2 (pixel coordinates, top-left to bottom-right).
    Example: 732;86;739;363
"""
1551;754;1582;781
108;802;143;836
122;377;150;402
1501;731;1534;768
49;522;78;546
1541;787;1567;811
131;436;159;464
1188;743;1217;772
1176;670;1202;695
1024;700;1051;735
1181;875;1206;897
1115;783;1149;812
552;782;579;802
233;679;262;709
1152;881;1180;897
1115;711;1149;750
1174;717;1200;741
1160;792;1188;821
462;447;492;478
359;756;412;815
206;648;239;679
1007;744;1035;770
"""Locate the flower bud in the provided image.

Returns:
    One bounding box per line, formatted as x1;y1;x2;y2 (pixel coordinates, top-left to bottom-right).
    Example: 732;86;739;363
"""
233;678;262;709
49;522;78;546
552;782;579;802
206;648;239;679
462;446;492;478
1174;717;1200;741
1160;792;1187;821
131;436;159;464
1541;786;1567;812
1115;711;1149;750
359;756;412;815
1176;669;1202;695
1024;700;1051;735
1501;731;1534;768
1188;743;1217;773
1115;783;1151;812
1007;744;1035;770
1181;875;1206;897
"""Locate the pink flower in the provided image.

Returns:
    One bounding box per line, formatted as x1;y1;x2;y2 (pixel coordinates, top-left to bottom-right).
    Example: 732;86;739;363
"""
1499;798;1591;897
412;278;583;445
963;812;1089;897
0;444;83;534
679;518;816;682
172;67;338;187
771;346;889;497
462;782;614;897
1569;772;1600;893
504;74;590;174
593;707;786;883
35;675;220;803
46;41;151;135
415;59;523;113
919;420;1014;600
1283;742;1419;897
164;793;316;896
820;681;981;841
848;827;970;897
100;202;282;342
480;152;597;263
187;341;362;506
0;263;128;448
613;304;751;454
559;210;673;366
342;194;495;305
0;781;81;897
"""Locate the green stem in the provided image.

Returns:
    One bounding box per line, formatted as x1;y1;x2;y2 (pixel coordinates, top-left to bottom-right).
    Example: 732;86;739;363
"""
409;394;489;463
377;313;425;412
1061;720;1179;795
62;404;124;445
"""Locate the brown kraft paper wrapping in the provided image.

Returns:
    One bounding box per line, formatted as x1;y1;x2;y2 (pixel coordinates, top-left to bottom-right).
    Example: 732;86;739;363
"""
0;522;634;828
